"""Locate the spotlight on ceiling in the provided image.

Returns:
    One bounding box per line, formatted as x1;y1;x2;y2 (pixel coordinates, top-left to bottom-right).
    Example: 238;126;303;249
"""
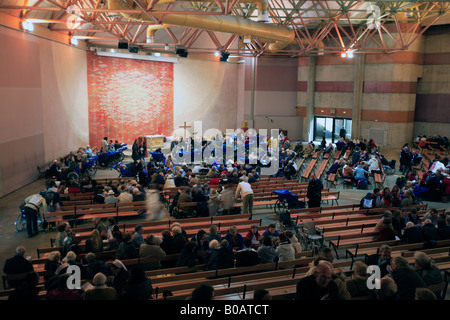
347;51;354;59
22;20;34;32
70;37;79;46
340;52;347;58
220;51;230;62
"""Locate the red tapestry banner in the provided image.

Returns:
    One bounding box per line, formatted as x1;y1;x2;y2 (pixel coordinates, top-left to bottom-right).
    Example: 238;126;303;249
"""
87;51;174;149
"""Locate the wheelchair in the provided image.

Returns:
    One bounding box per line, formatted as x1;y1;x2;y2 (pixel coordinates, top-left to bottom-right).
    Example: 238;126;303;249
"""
297;220;325;253
272;190;305;215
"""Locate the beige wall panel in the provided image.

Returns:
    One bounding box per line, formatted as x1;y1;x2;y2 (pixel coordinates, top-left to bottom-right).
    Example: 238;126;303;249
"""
174;59;239;133
315;65;355;82
315;92;354;109
361;93;417;112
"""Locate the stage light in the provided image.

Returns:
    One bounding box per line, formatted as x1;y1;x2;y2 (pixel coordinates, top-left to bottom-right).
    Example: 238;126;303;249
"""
70;37;78;46
215;50;220;57
22;21;34;32
347;51;354;59
341;52;347;58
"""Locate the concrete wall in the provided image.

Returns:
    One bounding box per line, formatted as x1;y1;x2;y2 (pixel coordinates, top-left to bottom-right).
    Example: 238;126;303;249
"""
0;26;88;198
173;58;240;138
414;26;450;138
295;25;446;148
243;57;302;141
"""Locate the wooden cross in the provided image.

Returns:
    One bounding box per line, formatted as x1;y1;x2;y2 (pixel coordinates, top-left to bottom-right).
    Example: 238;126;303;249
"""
179;121;191;139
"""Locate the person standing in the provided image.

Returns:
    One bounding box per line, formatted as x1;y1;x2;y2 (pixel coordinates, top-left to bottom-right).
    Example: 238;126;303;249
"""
101;137;109;153
132;139;139;162
235;176;254;214
22;193;48;237
3;246;34;289
307;173;323;208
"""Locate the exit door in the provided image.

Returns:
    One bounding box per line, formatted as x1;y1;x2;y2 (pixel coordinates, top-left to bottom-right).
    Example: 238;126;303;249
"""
314;117;352;143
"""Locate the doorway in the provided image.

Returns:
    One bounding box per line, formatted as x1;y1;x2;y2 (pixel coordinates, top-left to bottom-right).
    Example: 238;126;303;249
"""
314;116;352;143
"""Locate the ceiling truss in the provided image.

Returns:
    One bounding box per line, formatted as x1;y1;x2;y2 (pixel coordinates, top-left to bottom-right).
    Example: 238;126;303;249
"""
0;0;448;57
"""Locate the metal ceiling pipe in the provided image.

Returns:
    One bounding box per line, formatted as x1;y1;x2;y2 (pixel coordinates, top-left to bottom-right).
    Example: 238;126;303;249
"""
109;0;295;51
146;24;174;43
140;0;270;22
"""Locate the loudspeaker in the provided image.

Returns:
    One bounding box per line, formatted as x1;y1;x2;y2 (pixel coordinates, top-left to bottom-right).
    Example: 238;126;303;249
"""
175;48;188;57
128;45;139;53
118;41;128;49
220;52;229;62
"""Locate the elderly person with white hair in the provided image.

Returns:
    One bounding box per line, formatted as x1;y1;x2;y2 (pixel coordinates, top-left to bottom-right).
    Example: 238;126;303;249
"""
82;273;119;300
413;251;443;287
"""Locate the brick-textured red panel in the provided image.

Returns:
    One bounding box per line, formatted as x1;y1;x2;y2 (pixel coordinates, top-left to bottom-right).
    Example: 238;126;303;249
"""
315;81;354;92
87;52;173;148
363;81;417;93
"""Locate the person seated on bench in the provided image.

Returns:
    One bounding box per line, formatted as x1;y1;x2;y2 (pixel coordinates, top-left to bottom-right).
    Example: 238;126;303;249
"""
285;230;302;255
323;142;333;155
189;284;215;301
366;244;392;278
302;141;315;157
176;187;194;218
390;256;427;300
245;224;262;247
400;190;414;208
275;232;295;262
345;261;373;299
294;141;303;154
375;276;400;300
283;160;296;180
376;218;396;242
335;137;347;152
437;219;450;240
235;237;260;267
223;226;244;252
413;251;443;288
353;164;369;188
342;161;355;186
326;160;341;177
295;261;339;300
257;236;279;264
262;224;280;243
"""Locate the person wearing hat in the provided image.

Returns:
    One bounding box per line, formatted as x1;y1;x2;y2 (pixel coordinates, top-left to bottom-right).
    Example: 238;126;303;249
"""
132;225;145;249
235;175;254;215
104;189;119;204
109;259;130;297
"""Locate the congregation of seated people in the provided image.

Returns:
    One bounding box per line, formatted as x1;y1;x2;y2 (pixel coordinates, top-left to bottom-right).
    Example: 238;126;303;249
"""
8;132;448;301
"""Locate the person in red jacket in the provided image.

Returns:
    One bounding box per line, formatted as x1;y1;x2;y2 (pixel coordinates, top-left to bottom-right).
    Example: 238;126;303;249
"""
245;224;261;247
377;218;396;241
